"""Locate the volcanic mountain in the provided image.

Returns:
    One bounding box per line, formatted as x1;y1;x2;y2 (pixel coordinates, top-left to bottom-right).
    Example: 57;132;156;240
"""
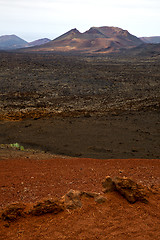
0;34;29;50
29;38;51;47
0;35;52;50
140;36;160;44
30;26;143;53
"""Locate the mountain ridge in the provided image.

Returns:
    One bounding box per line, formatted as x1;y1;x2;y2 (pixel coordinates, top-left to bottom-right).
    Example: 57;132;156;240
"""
33;26;143;53
1;27;160;55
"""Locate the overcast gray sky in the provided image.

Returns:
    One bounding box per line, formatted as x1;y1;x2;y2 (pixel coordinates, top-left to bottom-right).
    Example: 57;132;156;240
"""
0;0;160;41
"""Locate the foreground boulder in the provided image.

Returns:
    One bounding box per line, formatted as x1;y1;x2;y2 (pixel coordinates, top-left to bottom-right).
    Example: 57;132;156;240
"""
29;199;64;216
1;203;26;221
102;176;148;203
114;177;148;203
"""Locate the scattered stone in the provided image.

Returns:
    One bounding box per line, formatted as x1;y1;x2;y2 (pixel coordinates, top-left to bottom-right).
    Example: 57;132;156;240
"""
62;190;106;209
102;176;116;193
94;195;107;204
0;176;149;225
82;191;100;199
82;191;106;204
1;203;26;221
29;199;64;216
61;189;83;209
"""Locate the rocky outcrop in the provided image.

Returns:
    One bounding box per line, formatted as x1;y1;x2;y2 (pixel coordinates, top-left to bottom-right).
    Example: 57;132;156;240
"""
1;190;106;222
29;199;64;216
102;176;148;203
0;177;149;224
114;177;148;203
1;203;26;221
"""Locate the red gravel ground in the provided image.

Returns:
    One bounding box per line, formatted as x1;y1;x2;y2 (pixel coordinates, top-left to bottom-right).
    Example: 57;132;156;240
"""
0;150;160;240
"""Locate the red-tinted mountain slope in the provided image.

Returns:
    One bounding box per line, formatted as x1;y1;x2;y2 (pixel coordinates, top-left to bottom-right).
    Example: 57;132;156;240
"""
29;26;143;53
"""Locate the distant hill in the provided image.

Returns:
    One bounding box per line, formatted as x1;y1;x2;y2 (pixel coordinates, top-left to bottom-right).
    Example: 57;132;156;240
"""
28;26;143;53
29;38;51;47
0;35;51;50
140;36;160;44
0;34;29;50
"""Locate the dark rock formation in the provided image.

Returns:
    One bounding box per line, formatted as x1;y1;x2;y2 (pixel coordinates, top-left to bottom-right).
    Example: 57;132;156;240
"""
29;199;64;216
1;203;26;221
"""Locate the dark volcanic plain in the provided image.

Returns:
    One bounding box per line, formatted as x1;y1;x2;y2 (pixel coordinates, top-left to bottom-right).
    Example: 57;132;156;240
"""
0;52;159;159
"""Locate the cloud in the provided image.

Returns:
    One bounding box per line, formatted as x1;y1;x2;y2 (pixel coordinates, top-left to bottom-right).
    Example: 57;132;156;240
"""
0;0;159;41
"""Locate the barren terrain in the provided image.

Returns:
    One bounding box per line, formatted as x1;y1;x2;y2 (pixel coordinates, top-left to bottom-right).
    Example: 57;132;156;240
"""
0;52;159;239
0;52;159;158
0;150;160;240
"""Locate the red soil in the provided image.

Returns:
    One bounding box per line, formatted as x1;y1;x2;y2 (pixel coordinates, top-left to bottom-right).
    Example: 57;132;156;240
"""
0;151;160;239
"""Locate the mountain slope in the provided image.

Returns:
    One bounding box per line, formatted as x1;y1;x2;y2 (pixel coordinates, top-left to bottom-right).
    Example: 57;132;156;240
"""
114;43;160;57
29;38;51;47
0;35;29;50
29;26;143;53
140;36;160;44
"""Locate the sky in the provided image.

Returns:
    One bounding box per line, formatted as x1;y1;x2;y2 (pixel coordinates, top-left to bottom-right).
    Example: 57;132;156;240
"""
0;0;160;42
